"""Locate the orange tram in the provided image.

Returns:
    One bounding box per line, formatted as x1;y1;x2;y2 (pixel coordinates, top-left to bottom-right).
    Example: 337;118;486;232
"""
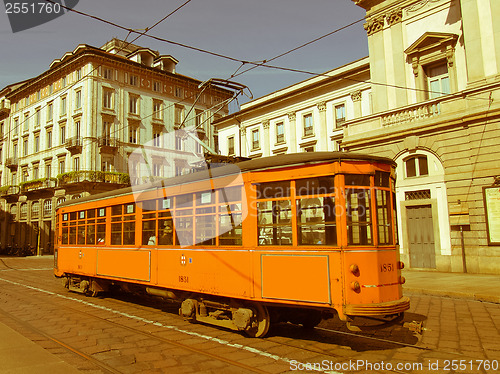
54;152;410;337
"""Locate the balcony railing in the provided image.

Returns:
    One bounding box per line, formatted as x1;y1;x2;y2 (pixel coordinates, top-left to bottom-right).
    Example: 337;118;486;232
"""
20;178;57;194
381;101;441;127
98;136;119;153
65;136;83;153
57;171;130;185
0;185;20;197
5;157;18;170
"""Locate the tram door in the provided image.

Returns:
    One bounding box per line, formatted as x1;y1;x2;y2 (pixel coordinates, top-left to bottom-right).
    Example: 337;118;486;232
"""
407;205;436;269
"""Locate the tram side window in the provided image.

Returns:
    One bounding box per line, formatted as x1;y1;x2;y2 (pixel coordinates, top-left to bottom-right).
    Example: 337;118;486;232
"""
195;191;216;246
86;209;96;245
69;212;77;244
62;213;69;245
296;177;337;246
159;198;173;245
219;186;242;245
77;211;86;245
346;189;372;245
97;208;106;244
256;181;292;246
175;194;193;246
111;203;136;245
141;199;157;245
376;189;393;245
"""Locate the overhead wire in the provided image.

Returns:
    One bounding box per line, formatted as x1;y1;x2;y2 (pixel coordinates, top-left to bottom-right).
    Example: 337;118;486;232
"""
44;0;471;100
5;0;198;172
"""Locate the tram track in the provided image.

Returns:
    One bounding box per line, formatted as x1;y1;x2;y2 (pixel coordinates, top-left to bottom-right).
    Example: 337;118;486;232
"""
0;274;285;374
0;263;492;374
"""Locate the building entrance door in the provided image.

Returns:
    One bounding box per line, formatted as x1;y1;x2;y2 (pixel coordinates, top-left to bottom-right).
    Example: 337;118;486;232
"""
407;205;436;268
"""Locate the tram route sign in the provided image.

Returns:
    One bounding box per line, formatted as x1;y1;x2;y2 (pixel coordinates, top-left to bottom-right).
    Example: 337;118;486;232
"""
484;186;500;245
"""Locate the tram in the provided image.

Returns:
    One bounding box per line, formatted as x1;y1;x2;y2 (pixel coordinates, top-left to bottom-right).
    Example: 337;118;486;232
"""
54;152;409;337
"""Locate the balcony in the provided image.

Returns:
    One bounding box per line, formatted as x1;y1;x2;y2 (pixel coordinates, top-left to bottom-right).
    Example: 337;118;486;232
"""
0;99;10;116
65;136;82;154
0;185;20;201
98;136;119;154
5;157;18;170
20;178;57;195
57;171;130;187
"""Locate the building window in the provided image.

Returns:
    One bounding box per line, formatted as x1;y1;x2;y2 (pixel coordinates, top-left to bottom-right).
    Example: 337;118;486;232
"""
303;113;313;137
75;121;81;139
59;159;65;175
175;86;183;98
20;203;28;219
31;202;40;219
335;104;346;128
76;68;82;81
23;138;28;156
427;63;450;99
252;129;260;150
129;75;138;86
60;96;67;117
43;199;52;217
276;122;285;143
22;168;28;183
35;108;41;128
62;76;66;88
129;95;139;114
129;124;138;144
45;163;51;178
174;105;184;126
153;81;161;92
103;67;114;80
33;164;39;179
75;90;82;109
103;89;114;109
60;125;66;145
47;103;53;122
13;118;19;136
35;134;40;153
228;136;235;156
73;157;80;171
153;163;162;177
153;129;162;147
405;155;429;178
175;133;183;150
46;130;52;149
304;146;315;152
24;113;29;132
153;100;163;120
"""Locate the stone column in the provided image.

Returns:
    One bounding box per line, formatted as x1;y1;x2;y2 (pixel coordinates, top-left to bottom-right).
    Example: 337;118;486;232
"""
350;90;362;118
262;120;270;157
239;126;247;157
316;102;328;151
287;112;297;153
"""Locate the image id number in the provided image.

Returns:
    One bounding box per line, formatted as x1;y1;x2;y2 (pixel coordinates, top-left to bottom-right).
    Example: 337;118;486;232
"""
5;2;62;14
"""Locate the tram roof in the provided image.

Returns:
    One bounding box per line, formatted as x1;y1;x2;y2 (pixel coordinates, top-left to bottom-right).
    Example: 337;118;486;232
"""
58;152;395;208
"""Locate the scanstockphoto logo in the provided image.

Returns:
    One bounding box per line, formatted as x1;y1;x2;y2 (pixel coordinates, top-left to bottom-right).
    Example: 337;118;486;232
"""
4;0;79;33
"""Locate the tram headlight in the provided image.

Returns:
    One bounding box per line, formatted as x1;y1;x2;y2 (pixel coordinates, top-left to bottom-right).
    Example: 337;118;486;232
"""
399;276;406;284
397;261;405;270
349;264;360;276
350;281;361;293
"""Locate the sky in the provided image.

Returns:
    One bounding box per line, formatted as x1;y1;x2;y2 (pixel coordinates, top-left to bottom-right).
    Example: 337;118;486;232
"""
0;0;368;109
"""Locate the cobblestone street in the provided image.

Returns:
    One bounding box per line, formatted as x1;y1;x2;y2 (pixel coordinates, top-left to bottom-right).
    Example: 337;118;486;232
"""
0;256;499;373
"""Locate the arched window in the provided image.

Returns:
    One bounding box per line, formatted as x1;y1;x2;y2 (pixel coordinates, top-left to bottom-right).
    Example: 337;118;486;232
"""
405;155;428;178
31;201;40;219
43;199;52;217
57;197;66;206
20;203;28;220
10;204;18;220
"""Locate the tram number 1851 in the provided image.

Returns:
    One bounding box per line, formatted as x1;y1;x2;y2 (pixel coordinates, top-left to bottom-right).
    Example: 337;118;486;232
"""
380;263;395;272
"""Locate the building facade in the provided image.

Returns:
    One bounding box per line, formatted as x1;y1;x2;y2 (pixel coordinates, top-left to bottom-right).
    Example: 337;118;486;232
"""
215;0;500;274
0;39;232;254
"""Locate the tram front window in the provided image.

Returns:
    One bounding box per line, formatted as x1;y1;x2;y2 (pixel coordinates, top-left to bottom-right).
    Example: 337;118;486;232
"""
346;188;372;245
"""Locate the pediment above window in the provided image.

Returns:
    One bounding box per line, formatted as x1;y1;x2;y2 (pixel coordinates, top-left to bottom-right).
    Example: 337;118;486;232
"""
405;32;458;56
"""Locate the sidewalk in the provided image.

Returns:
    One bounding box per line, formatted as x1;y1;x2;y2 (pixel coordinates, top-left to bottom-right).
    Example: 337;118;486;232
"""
0;323;82;374
402;269;500;304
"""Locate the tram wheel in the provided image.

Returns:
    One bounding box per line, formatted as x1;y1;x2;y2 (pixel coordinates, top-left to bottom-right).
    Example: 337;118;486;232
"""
245;303;270;338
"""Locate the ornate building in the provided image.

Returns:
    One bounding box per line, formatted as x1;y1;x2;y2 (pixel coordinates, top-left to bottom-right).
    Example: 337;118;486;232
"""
0;39;232;254
215;0;500;274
